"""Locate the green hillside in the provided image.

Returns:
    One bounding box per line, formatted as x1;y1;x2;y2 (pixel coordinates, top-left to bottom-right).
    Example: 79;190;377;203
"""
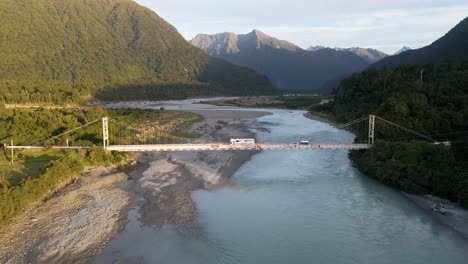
0;0;275;103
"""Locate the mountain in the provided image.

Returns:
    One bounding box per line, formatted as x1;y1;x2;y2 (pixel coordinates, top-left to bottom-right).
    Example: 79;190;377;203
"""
338;48;388;63
0;0;275;103
373;17;468;68
394;46;412;55
307;46;327;52
191;30;301;55
307;46;387;63
191;30;369;92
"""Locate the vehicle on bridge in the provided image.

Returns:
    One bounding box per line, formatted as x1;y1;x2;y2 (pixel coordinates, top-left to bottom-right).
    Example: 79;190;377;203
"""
300;141;309;145
231;138;255;145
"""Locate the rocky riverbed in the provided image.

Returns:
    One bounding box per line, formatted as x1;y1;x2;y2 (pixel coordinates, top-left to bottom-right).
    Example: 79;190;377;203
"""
0;167;132;264
0;106;271;263
117;109;270;229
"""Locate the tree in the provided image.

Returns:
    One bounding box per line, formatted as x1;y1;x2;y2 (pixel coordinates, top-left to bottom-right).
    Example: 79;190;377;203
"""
0;103;7;119
0;171;10;189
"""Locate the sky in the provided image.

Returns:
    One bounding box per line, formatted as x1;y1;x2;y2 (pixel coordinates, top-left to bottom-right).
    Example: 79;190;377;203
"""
134;0;468;54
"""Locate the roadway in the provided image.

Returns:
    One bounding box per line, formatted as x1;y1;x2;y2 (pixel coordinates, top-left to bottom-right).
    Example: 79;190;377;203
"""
106;143;371;152
5;143;371;152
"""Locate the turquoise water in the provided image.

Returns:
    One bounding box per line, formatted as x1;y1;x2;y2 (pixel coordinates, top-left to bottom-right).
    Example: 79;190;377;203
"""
95;109;468;264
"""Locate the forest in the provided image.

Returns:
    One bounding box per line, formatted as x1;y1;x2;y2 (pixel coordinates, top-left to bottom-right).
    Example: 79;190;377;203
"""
317;61;468;206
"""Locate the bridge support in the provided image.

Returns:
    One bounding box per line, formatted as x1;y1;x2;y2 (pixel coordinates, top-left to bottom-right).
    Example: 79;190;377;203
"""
10;140;14;164
368;115;375;145
102;117;109;148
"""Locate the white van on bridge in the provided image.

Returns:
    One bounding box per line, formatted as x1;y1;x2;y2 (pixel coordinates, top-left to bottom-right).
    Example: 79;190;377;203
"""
231;138;256;145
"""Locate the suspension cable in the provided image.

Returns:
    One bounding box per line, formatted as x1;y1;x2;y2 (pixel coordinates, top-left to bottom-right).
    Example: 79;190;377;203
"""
337;116;369;129
35;119;101;145
375;116;436;143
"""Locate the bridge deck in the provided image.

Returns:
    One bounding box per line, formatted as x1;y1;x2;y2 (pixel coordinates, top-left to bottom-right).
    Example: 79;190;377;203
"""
106;143;371;152
5;143;371;151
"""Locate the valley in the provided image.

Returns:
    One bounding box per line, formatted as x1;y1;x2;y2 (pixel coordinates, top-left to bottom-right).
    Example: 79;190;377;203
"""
0;0;467;263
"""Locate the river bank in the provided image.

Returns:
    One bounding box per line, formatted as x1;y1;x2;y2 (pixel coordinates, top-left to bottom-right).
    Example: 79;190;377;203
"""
303;111;336;126
93;107;468;263
3;101;466;263
303;111;468;241
0;166;132;263
404;194;468;240
0;105;271;263
93;107;272;262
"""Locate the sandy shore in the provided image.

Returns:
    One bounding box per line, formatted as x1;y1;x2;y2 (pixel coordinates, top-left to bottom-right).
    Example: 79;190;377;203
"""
405;193;468;240
0;167;132;263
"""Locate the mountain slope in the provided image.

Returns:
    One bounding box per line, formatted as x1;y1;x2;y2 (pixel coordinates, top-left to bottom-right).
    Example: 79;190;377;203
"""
0;0;275;103
191;31;369;92
373;17;468;68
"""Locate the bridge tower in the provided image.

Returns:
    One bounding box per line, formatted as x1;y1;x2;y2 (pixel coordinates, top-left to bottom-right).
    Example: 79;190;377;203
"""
102;117;109;148
368;115;375;145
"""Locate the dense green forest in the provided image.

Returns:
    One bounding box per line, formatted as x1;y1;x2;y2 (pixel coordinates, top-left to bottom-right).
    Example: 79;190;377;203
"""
332;61;468;138
0;0;275;103
0;106;202;227
321;61;468;206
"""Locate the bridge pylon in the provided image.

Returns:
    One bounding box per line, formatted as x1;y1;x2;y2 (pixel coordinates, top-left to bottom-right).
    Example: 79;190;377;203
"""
102;117;109;148
368;115;375;145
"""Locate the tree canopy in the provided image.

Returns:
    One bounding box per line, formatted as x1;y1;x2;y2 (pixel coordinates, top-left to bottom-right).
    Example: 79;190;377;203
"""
327;60;468;207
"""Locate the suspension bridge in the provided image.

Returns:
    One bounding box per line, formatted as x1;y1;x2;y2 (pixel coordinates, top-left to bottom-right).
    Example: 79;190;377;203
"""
4;114;438;153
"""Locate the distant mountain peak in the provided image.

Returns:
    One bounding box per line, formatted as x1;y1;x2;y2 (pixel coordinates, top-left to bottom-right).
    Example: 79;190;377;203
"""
307;46;327;51
394;46;412;55
190;30;301;54
307;46;387;63
250;29;266;36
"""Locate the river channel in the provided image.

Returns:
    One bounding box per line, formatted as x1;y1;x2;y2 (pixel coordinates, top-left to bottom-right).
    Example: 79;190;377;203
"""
95;101;468;263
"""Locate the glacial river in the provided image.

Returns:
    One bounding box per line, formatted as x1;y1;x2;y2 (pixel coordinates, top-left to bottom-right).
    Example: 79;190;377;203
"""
96;102;468;263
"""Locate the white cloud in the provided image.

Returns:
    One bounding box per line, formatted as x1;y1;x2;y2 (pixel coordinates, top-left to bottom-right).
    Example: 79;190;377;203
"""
135;0;468;54
259;5;468;53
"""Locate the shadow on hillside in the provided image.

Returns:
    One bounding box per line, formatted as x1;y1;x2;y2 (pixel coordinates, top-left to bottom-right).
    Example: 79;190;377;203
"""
96;83;217;101
95;56;278;101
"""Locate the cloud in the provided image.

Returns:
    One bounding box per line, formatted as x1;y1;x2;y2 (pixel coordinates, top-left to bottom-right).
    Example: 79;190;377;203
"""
135;0;468;53
259;5;468;53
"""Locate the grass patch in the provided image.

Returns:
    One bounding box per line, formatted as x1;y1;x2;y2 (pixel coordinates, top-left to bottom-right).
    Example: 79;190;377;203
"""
0;150;63;187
